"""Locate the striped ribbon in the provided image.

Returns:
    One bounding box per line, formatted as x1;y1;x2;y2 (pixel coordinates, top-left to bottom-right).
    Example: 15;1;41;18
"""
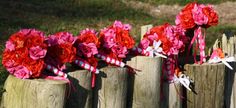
96;53;125;67
187;27;206;64
45;64;67;78
74;59;99;74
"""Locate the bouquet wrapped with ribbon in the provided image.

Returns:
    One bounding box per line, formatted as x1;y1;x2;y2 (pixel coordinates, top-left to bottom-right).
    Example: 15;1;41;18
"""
138;23;188;80
176;2;218;64
45;32;76;78
2;29;47;79
74;28;100;87
98;20;135;67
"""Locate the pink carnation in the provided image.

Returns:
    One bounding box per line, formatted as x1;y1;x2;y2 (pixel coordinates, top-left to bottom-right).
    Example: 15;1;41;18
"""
78;43;98;58
103;29;116;48
5;40;15;51
123;24;132;31
13;65;32;79
113;20;123;28
111;45;128;58
19;29;45;37
29;46;47;60
192;4;208;25
139;38;150;49
47;32;75;46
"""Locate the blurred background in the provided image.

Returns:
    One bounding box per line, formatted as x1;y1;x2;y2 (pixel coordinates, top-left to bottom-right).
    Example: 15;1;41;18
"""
1;0;236;100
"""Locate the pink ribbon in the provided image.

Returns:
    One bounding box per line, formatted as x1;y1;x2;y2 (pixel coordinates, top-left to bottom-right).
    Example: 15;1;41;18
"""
96;53;126;67
41;75;76;98
186;27;206;64
45;64;67;78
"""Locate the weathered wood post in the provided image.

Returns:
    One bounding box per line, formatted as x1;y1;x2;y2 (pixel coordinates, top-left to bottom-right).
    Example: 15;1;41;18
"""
1;75;67;108
221;34;236;108
93;66;128;108
160;82;182;108
209;34;236;108
127;56;162;108
66;70;93;108
184;63;225;108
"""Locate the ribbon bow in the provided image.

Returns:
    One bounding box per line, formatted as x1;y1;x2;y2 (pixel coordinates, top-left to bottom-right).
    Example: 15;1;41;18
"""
146;40;167;58
173;67;197;94
208;48;235;70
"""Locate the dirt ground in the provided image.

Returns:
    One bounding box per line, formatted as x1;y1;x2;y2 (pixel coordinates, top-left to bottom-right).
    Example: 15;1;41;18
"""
123;1;236;25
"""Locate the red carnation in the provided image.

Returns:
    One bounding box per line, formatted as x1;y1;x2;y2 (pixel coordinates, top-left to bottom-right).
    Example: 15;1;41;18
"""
202;6;218;27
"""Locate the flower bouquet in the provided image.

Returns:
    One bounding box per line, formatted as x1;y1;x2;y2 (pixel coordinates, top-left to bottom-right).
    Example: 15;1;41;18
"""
176;2;218;64
45;32;76;78
2;29;47;79
98;20;135;67
74;28;100;87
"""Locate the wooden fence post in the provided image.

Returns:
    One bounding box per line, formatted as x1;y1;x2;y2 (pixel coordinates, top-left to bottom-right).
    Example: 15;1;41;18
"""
184;63;225;108
127;56;161;108
93;66;128;108
66;70;93;108
160;83;182;108
1;75;67;108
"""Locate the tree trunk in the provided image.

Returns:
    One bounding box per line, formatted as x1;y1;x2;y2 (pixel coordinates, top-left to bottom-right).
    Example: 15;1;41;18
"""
1;75;67;108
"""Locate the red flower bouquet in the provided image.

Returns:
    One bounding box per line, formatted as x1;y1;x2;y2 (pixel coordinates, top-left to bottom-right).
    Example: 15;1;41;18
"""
45;32;76;77
98;20;135;67
176;2;219;63
137;23;188;57
2;29;47;79
73;28;100;73
135;23;188;80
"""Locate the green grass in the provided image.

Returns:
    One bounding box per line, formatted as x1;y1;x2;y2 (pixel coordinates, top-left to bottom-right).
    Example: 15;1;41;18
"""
0;0;236;101
133;0;236;5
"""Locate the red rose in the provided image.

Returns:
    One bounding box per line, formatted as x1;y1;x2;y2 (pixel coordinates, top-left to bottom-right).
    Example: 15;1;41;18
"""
77;29;100;47
48;43;76;64
182;2;196;12
23;57;44;78
179;10;196;29
115;31;135;49
202;6;218;27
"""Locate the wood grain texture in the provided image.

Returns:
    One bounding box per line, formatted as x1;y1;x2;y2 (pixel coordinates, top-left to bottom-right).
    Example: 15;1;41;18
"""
66;70;92;108
184;63;225;108
127;56;162;108
160;83;182;108
1;75;67;108
93;66;128;108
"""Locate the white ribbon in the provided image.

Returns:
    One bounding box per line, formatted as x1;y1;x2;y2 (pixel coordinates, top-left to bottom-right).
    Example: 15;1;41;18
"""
173;74;193;91
208;56;235;70
146;40;167;58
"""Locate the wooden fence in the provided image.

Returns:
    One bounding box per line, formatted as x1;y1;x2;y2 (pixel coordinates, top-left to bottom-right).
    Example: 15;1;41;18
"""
1;26;235;108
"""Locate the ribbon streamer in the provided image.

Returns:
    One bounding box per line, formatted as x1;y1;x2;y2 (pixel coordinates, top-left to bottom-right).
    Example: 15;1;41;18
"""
187;27;206;64
74;59;99;74
163;55;176;81
96;53;125;67
45;64;67;78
